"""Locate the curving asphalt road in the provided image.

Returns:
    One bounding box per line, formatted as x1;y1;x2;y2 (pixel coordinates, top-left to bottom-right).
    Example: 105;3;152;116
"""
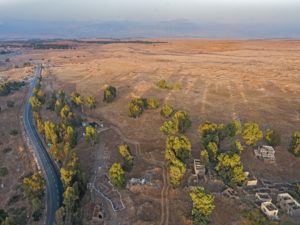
23;65;63;225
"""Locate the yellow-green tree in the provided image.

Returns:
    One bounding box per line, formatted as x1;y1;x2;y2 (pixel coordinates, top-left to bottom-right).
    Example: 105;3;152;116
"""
190;186;215;225
289;132;300;157
85;126;98;145
216;153;246;186
160;104;174;118
109;163;125;188
85;96;96;109
44;121;58;145
29;96;42;110
242;122;263;146
103;86;117;103
71;92;83;107
230;140;244;154
265;128;281;147
200;150;209;166
23;173;45;198
119;144;133;171
160;111;191;135
146;97;160;109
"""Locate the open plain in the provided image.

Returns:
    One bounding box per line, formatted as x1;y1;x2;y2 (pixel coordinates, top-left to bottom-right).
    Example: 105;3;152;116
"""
1;39;300;225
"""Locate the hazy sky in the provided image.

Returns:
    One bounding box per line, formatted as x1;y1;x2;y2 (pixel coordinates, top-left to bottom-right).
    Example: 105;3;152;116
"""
0;0;300;23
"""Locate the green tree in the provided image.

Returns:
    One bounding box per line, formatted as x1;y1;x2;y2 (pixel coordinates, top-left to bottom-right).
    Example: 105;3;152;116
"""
109;163;125;188
190;186;215;225
265;128;281;147
216;153;246;186
23;173;45;198
165;135;191;162
289;132;300;157
64;126;77;148
160;111;191;135
44;121;58;145
169;161;186;187
242;122;263;146
156;79;171;89
55;207;65;225
198;121;220;146
35;89;46;104
206;142;218;162
85;96;96;109
0;209;8;224
230;140;244;154
128;98;146;118
85;126;98;145
160;104;174;118
200;150;209;166
103;85;117;103
226;120;242;137
119;144;134;171
71;92;83;107
29;96;42;110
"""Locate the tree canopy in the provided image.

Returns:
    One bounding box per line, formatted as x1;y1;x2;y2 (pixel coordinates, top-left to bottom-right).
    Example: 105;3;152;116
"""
289;132;300;157
242;122;263;146
103;85;117;103
160;104;174;118
160;111;191;135
109;163;125;188
265;128;281;147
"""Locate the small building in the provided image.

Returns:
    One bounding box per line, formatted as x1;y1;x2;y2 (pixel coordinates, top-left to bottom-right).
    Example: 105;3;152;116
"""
193;159;206;177
254;145;276;162
222;187;239;200
255;192;272;203
261;202;279;220
245;171;258;186
277;193;300;216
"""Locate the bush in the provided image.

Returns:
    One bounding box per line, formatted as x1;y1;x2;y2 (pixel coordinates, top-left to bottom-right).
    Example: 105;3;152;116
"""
103;85;117;103
3;147;12;153
128;98;146;118
6;100;14;108
242;122;263;146
156;79;171;89
265;128;281;147
146;97;160;109
109;163;125;188
0;167;8;177
289;132;300;157
160;104;174;118
9;129;18;136
160;111;191;135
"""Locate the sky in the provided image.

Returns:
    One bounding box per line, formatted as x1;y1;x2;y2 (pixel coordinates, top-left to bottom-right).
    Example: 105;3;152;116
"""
0;0;300;23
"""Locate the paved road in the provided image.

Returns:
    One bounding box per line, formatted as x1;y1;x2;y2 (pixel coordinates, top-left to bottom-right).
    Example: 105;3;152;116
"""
23;65;63;225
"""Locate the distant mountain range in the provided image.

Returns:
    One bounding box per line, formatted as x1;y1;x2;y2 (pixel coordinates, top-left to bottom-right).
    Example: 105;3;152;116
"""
0;20;299;40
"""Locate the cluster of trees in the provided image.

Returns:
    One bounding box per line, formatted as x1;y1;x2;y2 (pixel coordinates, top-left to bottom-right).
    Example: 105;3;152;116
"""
160;111;191;135
0;208;26;225
160;110;192;186
128;97;160;118
289;132;300;157
85;126;98;146
165;135;191;186
198;120;247;187
0;81;25;96
108;144;134;188
22;173;45;221
119;144;134;171
103;86;117;103
30;82;86;225
190;186;215;225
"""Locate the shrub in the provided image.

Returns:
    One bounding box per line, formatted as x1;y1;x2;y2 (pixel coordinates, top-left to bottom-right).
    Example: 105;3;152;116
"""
103;85;117;103
242;122;263;146
156;79;171;89
265;128;281;147
128;98;147;118
146;97;160;109
109;163;125;188
6;100;14;108
160;104;174;118
0;167;8;177
160;111;191;135
9;129;18;136
289;132;300;157
3;147;12;153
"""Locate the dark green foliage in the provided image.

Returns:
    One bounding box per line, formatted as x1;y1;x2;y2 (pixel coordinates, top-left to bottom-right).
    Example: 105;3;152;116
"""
198;121;220;147
265;128;281;147
128;98;147;118
289;132;300;157
160;111;191;135
216;153;246;187
103;85;117;103
9;129;18;136
3;147;12;153
242;209;282;225
6;100;14;108
225;120;242;137
0;81;25;96
0;209;8;224
0;167;8;177
230;140;244;154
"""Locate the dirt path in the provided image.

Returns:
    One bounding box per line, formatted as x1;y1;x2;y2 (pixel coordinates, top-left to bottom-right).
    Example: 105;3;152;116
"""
89;116;170;225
